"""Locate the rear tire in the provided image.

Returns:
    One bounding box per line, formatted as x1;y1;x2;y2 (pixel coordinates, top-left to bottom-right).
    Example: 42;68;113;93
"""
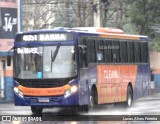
31;106;43;115
126;86;133;107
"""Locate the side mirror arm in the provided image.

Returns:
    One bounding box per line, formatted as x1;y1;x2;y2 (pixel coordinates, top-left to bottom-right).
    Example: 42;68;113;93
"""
7;47;14;66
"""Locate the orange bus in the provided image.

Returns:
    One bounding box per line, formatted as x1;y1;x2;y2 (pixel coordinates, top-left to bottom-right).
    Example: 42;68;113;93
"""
8;27;151;114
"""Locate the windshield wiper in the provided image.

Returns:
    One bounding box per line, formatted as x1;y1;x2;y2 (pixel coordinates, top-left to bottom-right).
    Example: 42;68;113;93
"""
51;43;61;72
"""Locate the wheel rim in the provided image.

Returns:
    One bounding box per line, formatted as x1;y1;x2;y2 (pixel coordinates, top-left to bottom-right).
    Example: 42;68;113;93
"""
127;89;132;106
89;96;94;109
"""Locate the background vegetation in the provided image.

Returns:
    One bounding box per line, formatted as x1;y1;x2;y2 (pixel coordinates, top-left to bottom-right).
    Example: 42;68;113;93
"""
22;0;160;51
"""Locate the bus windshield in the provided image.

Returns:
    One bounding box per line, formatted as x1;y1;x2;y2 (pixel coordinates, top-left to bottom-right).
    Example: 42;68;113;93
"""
14;45;77;79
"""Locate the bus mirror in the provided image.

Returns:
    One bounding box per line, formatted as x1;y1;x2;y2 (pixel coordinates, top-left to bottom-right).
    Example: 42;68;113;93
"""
7;47;14;66
7;56;11;66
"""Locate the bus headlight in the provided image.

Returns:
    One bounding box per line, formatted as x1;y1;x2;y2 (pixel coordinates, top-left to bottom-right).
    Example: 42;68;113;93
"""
14;87;24;98
64;85;78;98
71;85;78;93
14;87;19;93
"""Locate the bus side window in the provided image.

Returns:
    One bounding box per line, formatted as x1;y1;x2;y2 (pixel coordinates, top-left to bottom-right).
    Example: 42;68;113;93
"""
120;41;128;63
85;38;96;64
89;39;96;63
141;42;148;63
112;41;120;63
96;39;104;63
134;42;142;63
127;42;135;63
104;40;113;63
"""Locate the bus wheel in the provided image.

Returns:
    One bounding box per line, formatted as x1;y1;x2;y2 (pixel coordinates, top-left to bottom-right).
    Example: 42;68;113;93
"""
89;88;98;110
89;94;94;109
79;88;98;113
31;106;43;115
126;86;133;107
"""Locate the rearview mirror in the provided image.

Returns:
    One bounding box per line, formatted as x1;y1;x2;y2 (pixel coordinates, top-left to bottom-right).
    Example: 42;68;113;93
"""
7;56;11;66
7;47;14;66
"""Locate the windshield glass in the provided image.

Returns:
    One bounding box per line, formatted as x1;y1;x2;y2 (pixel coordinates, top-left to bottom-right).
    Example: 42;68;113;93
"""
14;46;77;79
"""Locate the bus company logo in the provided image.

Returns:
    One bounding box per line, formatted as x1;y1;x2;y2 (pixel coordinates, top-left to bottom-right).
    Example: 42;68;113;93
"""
22;34;67;42
104;70;119;79
2;116;11;121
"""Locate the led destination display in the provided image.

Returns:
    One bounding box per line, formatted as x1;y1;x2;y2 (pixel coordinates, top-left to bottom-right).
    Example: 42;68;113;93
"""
16;33;74;42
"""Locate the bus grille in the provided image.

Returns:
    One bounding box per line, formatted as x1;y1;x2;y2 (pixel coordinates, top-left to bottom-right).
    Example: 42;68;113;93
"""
14;78;73;88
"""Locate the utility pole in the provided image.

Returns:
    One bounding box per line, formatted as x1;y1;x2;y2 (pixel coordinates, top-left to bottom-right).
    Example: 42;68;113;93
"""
115;0;122;28
82;0;87;27
18;0;23;31
77;0;81;27
85;1;94;27
66;0;69;27
93;0;101;27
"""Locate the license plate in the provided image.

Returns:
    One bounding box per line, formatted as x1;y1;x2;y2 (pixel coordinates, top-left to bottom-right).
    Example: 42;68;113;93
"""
38;98;49;103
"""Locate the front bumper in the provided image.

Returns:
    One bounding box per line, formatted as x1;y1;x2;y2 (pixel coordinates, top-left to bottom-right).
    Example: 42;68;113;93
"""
14;92;79;107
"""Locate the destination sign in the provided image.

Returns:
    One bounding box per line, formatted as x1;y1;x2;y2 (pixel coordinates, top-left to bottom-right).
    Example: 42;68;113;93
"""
16;33;74;42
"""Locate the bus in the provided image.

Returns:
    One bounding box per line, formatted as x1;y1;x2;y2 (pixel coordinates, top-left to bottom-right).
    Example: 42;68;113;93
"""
8;27;151;114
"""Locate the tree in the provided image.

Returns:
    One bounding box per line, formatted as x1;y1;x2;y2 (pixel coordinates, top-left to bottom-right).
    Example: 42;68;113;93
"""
22;0;96;30
126;0;160;51
107;0;160;51
22;0;160;52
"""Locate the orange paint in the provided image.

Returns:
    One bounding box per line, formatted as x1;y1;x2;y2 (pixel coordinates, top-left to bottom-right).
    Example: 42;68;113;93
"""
18;84;70;96
100;33;140;40
97;65;137;104
96;27;124;34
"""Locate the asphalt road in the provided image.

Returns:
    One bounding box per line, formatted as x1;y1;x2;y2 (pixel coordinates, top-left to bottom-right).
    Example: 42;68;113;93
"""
1;93;160;123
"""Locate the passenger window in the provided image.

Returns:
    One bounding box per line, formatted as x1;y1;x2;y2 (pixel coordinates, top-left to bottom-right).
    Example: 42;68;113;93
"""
120;41;128;63
127;42;135;63
112;41;120;63
87;39;96;63
134;42;142;63
96;40;104;63
141;42;148;63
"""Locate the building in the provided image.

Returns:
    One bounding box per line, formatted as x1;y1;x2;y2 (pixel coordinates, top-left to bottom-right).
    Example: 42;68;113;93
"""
150;51;160;93
0;0;18;102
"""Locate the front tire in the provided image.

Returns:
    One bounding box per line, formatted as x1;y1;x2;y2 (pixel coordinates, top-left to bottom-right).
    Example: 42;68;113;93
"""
31;106;43;115
79;87;98;113
126;86;133;107
88;88;98;111
89;93;95;110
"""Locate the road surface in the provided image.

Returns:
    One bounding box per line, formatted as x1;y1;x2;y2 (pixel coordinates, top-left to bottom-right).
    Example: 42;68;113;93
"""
1;93;160;123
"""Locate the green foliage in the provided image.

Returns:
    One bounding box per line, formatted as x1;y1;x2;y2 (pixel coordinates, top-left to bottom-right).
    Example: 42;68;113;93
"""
22;0;160;52
121;0;160;51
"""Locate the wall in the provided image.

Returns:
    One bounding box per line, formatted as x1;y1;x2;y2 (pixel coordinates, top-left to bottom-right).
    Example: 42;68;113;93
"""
150;51;160;93
0;57;13;102
0;0;17;103
150;51;160;70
